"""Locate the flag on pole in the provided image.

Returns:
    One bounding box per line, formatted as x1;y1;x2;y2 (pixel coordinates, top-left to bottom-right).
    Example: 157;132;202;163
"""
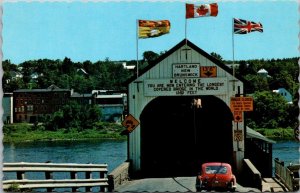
138;20;171;39
186;3;218;18
233;18;263;34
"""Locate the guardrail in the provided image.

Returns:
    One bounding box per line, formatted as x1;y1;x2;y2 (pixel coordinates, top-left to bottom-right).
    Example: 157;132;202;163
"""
107;161;130;191
242;159;262;191
3;162;109;192
274;158;300;191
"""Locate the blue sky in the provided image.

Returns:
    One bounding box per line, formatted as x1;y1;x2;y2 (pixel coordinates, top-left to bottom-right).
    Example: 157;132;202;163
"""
2;0;299;64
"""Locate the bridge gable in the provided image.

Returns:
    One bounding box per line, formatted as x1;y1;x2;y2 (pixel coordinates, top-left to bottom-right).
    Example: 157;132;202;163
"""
129;38;245;84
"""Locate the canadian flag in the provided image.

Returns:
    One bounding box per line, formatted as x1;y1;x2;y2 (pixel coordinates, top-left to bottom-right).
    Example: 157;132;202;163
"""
186;3;218;18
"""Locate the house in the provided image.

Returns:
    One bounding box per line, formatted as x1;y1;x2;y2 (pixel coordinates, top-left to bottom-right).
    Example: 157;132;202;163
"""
273;88;293;104
70;91;95;105
257;68;271;78
9;71;23;80
122;62;135;70
30;72;43;79
13;85;71;123
76;68;89;77
6;70;23;83
92;90;127;123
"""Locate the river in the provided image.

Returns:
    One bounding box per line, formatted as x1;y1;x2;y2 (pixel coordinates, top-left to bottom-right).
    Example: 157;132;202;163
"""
3;139;128;172
272;140;299;166
2;139;299;191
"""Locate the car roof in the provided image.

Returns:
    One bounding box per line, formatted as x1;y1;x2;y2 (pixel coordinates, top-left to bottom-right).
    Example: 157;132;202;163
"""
202;162;231;167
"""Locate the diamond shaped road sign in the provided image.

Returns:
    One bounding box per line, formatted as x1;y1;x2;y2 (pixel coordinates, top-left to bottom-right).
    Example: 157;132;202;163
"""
122;114;140;133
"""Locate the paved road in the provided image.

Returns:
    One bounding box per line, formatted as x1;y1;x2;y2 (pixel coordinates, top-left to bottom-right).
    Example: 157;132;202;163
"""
115;177;261;192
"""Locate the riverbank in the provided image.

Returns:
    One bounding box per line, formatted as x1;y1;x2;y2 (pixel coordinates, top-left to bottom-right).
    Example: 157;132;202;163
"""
255;128;295;141
3;123;295;143
3;123;127;143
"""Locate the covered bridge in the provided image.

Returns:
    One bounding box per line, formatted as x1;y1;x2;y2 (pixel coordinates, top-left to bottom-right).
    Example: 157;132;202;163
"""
125;39;254;177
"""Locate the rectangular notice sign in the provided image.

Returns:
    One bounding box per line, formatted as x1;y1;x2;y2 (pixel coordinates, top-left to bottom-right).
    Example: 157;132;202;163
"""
230;97;253;111
173;63;200;78
144;77;227;96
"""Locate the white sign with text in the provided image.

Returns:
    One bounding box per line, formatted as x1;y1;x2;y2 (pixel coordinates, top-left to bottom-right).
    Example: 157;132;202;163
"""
144;77;227;96
173;63;200;78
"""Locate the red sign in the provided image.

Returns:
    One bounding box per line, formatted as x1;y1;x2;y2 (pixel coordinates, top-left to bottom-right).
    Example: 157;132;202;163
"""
233;111;243;122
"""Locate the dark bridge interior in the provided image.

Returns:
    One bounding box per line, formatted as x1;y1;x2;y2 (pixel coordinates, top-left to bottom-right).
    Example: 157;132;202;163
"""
140;95;234;177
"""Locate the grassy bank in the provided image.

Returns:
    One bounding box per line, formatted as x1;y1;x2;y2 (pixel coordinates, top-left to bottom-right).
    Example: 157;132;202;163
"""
3;123;127;143
3;123;296;143
254;128;295;140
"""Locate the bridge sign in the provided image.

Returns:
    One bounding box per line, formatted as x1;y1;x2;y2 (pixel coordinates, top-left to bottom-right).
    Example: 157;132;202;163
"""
122;114;140;133
234;130;243;141
233;111;242;122
230;96;253;112
200;66;217;78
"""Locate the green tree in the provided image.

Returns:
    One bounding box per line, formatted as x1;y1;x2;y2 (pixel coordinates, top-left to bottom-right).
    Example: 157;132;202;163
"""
247;91;290;128
210;52;223;61
44;101;101;131
61;57;75;75
143;51;159;65
244;74;269;93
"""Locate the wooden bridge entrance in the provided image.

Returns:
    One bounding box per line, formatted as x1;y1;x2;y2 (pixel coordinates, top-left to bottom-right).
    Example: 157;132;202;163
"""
125;39;254;177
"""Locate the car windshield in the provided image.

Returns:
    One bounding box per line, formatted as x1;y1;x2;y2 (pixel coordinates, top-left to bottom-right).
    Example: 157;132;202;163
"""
205;166;228;174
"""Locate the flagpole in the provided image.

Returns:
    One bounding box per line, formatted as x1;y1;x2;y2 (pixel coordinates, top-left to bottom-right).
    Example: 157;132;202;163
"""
185;17;187;44
136;19;139;78
232;18;236;92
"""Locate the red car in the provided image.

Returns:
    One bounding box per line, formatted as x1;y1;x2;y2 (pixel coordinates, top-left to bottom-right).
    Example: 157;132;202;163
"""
195;162;237;192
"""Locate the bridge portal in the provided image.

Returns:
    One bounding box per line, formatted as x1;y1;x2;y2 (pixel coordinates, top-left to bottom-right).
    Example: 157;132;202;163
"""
140;95;234;177
126;39;245;176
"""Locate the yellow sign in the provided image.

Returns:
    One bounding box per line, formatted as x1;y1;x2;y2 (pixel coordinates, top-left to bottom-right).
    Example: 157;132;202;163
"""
230;96;253;112
122;114;140;133
200;66;217;77
234;130;243;141
233;111;243;122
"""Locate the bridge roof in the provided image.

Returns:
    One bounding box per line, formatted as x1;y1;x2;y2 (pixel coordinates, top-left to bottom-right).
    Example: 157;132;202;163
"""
126;38;248;85
246;126;276;144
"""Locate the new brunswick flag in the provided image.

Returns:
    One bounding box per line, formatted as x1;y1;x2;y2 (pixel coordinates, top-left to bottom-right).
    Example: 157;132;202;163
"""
138;20;171;39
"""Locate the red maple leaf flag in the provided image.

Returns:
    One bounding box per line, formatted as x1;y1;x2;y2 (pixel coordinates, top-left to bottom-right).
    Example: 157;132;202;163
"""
186;3;218;18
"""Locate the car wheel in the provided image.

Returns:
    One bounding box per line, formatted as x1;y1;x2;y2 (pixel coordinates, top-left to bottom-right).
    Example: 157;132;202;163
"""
228;181;235;192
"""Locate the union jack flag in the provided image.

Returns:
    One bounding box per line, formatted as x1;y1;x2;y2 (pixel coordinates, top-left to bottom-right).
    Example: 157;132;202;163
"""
234;18;263;34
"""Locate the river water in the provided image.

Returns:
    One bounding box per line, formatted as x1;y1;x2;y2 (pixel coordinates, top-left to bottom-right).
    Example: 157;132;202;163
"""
272;140;299;166
2;139;299;191
3;139;128;172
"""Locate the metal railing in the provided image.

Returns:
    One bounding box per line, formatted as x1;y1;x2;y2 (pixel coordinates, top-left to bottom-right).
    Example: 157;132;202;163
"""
3;162;109;192
274;158;299;191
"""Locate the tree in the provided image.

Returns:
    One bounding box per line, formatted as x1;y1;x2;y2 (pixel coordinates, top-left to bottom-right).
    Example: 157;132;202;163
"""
244;74;269;93
210;52;223;61
142;51;159;65
44;101;102;131
61;57;75;75
19;61;33;88
247;91;290;128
